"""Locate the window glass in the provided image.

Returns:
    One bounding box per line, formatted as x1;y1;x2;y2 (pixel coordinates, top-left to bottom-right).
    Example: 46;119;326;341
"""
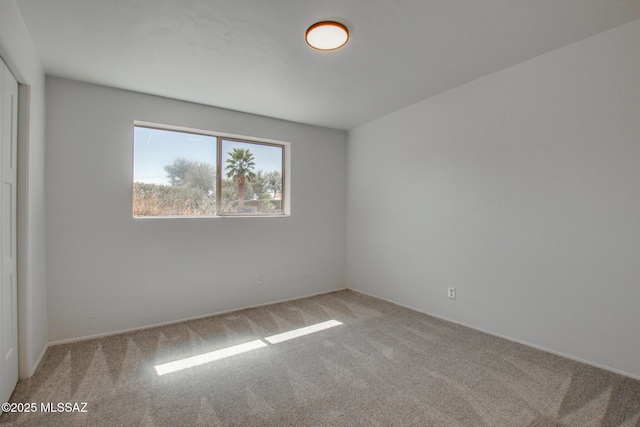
220;139;283;215
133;125;285;217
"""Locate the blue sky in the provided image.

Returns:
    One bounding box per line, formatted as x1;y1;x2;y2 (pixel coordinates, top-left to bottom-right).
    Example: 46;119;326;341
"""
134;127;282;185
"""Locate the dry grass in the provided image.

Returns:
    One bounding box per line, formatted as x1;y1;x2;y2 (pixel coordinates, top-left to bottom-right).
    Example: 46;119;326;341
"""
133;183;215;216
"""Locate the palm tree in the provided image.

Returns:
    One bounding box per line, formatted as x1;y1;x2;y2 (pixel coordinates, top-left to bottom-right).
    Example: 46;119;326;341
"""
225;148;256;212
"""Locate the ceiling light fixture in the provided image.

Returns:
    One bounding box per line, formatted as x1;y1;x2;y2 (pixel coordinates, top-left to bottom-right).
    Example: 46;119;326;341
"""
306;21;349;51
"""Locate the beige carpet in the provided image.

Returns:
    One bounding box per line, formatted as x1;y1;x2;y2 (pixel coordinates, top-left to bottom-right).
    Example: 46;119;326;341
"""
1;290;639;426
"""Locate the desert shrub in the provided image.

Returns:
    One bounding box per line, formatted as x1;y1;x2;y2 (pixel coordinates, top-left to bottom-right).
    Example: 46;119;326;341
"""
133;182;215;216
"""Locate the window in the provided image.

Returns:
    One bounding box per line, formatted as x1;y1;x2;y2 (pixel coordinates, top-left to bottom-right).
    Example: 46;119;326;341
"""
133;122;287;217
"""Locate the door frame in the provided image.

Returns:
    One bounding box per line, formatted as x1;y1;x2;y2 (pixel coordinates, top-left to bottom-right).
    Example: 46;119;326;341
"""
0;44;33;380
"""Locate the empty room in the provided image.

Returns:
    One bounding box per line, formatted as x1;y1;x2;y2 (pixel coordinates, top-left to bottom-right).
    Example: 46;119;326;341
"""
1;0;639;425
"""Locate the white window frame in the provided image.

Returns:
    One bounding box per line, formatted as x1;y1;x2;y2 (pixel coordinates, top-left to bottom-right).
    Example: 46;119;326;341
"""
133;121;291;218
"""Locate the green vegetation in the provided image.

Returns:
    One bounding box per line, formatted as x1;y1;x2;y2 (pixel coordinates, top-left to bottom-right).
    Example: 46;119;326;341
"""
133;150;282;216
164;157;215;194
225;148;256;213
133;182;215;216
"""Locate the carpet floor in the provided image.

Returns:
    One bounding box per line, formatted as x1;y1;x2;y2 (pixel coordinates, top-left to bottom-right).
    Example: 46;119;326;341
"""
1;290;639;426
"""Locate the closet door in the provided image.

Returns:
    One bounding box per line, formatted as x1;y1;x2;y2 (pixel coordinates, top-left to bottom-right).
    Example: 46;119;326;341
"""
0;59;18;406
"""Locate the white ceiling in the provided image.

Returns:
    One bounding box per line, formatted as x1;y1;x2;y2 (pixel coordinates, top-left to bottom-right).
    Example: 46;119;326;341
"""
16;0;640;130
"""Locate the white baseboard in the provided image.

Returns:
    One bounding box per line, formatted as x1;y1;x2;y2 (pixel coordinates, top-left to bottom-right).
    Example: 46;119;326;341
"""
349;288;640;382
48;287;348;347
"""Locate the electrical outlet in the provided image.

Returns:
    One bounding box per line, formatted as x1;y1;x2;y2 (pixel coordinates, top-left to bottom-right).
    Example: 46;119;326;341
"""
258;275;263;285
447;287;456;300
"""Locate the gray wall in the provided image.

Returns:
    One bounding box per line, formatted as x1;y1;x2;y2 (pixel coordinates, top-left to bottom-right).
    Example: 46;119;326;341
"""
0;0;48;378
46;77;347;342
347;20;640;378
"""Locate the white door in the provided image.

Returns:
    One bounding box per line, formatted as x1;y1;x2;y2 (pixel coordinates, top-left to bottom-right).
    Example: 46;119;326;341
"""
0;59;18;405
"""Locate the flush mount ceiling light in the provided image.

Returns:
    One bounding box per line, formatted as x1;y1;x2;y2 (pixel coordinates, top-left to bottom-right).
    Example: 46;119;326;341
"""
306;21;349;51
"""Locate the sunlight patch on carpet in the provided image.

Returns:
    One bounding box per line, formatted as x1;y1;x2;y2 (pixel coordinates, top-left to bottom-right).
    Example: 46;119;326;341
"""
154;340;267;375
264;320;343;344
155;319;343;375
